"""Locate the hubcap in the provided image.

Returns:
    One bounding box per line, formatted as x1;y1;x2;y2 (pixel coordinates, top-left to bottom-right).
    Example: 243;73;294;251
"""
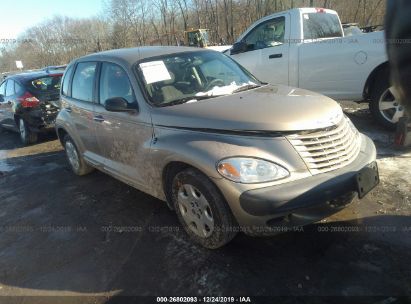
19;119;26;140
378;87;404;124
65;141;80;172
177;184;214;238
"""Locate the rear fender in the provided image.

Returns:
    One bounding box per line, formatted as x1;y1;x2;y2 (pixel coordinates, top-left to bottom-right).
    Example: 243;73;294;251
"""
55;111;83;152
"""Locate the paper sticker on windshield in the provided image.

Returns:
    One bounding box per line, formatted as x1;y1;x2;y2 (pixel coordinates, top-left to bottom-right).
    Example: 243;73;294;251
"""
303;14;309;19
139;61;171;84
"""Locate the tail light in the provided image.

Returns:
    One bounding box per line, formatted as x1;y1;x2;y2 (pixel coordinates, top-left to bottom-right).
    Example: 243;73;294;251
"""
315;8;326;13
19;92;40;108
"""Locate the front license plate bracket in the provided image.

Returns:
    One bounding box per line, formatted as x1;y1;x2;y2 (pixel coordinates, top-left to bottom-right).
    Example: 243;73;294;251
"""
356;161;379;199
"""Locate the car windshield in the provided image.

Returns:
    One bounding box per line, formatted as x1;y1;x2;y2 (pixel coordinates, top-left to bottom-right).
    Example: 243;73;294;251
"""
136;51;261;107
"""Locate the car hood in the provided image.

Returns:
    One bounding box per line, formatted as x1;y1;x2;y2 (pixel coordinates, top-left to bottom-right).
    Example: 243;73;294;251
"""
151;85;344;133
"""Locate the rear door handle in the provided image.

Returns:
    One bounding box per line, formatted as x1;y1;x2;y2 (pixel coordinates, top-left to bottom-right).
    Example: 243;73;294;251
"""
93;115;105;122
269;53;283;59
65;107;72;113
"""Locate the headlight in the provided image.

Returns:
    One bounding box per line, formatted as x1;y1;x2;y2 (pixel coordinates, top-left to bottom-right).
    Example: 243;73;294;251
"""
217;157;289;183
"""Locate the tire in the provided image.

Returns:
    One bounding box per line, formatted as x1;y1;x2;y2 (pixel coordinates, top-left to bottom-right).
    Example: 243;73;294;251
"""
369;71;404;130
63;134;94;176
171;168;238;249
19;118;38;145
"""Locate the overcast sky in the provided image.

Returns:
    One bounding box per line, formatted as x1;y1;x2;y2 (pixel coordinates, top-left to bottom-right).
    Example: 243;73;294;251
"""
0;0;104;39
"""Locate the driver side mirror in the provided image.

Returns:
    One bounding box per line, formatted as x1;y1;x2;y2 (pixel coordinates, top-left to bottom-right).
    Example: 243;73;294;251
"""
104;97;137;113
230;41;248;55
0;94;4;103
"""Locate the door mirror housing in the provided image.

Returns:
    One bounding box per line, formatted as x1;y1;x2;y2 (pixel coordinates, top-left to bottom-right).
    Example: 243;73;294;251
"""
230;41;248;55
0;94;4;102
104;97;136;112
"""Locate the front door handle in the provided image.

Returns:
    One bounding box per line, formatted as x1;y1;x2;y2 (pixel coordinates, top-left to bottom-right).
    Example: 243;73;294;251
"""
93;115;105;122
269;53;283;59
65;107;72;113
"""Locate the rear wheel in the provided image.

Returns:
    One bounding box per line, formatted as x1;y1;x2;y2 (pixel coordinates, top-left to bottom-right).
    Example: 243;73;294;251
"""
369;72;404;130
171;168;238;249
19;118;38;145
63;134;94;176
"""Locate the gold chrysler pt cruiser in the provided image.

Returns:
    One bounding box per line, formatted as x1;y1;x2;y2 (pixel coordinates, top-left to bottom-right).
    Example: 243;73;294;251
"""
56;47;379;248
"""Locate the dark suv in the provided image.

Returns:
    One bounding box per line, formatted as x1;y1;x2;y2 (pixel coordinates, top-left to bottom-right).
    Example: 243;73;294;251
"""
0;71;63;144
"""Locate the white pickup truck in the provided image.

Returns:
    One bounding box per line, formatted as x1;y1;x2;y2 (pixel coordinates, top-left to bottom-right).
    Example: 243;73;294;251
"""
226;7;403;129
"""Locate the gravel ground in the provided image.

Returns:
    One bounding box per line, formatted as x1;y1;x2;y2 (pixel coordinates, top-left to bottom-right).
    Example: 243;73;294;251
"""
0;101;409;303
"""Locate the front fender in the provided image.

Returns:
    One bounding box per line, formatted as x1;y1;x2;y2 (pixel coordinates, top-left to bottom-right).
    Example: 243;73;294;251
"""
144;126;307;200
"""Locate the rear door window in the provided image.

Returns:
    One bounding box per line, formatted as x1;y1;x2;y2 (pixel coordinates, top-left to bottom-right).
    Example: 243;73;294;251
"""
72;62;97;102
5;80;14;96
30;75;62;92
303;13;343;39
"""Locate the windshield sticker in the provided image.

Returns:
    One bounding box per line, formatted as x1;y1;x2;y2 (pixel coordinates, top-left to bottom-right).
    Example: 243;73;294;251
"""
304;14;309;19
139;61;171;84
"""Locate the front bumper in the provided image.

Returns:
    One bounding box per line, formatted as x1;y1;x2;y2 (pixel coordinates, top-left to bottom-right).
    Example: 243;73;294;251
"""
216;135;378;236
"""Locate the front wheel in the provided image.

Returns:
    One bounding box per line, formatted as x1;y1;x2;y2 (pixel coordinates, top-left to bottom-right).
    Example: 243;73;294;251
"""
19;118;38;145
171;168;238;249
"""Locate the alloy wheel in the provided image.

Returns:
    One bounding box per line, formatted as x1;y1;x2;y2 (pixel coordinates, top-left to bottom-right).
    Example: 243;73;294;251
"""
378;87;404;124
65;141;80;172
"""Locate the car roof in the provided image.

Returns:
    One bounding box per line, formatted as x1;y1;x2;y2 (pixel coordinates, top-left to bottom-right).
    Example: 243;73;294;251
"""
4;71;63;83
77;46;209;66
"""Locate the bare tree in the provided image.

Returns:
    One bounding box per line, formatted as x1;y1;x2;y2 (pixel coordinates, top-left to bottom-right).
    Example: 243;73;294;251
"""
0;0;388;73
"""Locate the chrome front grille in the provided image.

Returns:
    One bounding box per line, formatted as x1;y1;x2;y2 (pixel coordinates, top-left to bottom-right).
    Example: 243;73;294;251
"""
287;117;361;175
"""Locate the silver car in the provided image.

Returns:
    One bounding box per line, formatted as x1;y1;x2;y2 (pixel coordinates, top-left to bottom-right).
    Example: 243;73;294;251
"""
55;47;379;248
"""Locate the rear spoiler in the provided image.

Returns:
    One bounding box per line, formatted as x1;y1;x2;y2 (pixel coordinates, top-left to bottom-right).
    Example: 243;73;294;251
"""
43;65;67;73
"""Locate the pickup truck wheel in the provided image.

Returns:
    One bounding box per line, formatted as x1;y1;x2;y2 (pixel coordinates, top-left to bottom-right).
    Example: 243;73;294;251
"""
370;73;404;130
171;168;238;249
63;134;94;176
19;118;38;145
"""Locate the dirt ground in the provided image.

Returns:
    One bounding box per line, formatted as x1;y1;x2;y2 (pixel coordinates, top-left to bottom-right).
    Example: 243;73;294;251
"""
0;101;410;303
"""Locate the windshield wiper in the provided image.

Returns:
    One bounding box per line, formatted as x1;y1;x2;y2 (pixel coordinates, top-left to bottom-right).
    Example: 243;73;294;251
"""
157;95;217;107
232;84;261;93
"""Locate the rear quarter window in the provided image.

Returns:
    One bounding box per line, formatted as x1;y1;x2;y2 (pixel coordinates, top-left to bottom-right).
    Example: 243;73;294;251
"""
5;80;14;96
15;81;25;95
30;75;62;92
303;13;343;39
